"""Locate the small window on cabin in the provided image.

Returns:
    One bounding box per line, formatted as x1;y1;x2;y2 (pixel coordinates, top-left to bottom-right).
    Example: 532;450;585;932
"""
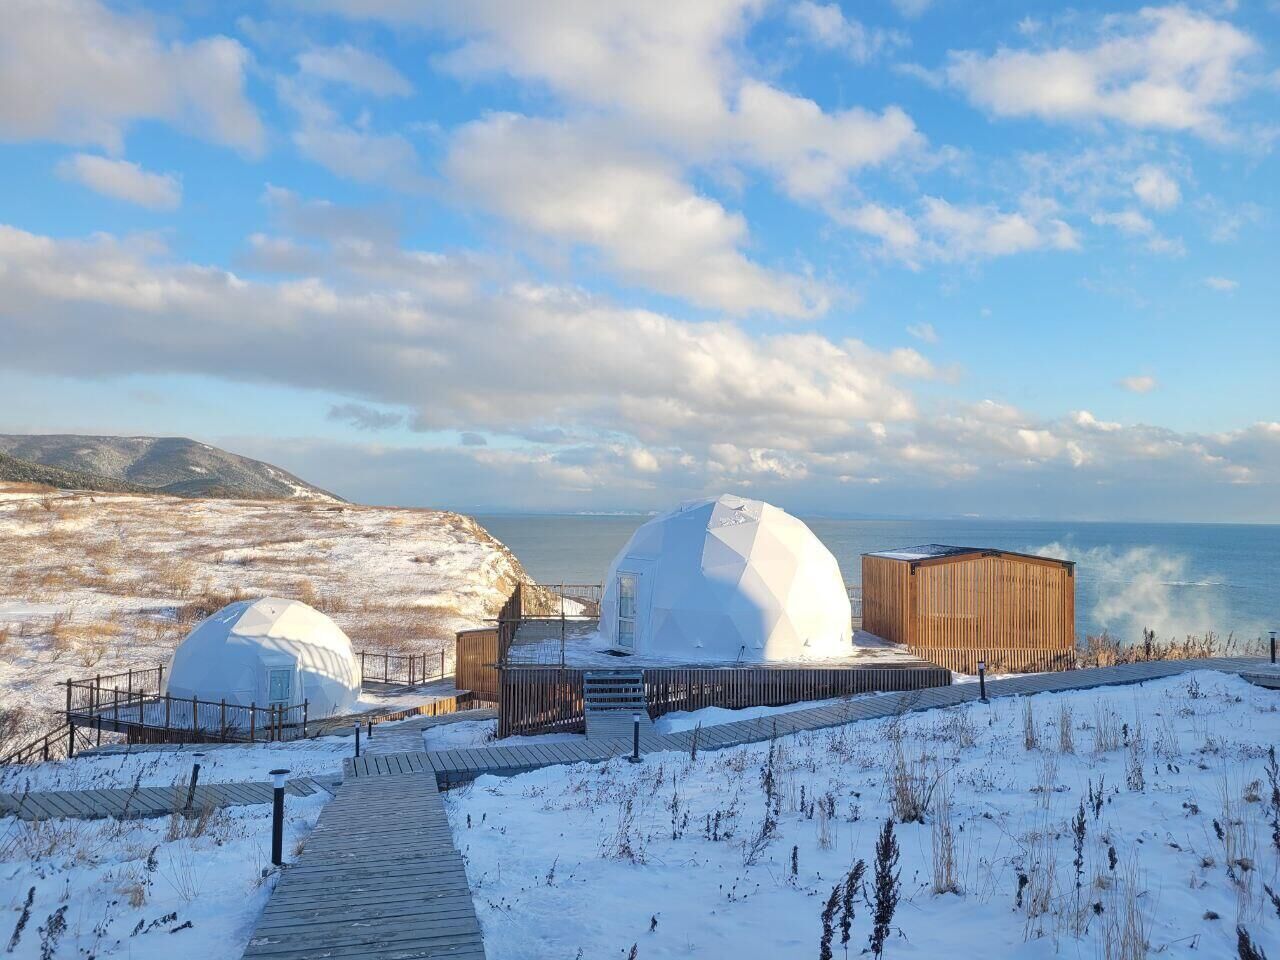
617;573;637;648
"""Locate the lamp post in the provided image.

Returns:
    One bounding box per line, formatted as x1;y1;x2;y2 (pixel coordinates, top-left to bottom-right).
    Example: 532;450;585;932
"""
354;723;361;758
629;712;642;763
269;768;290;867
977;659;989;704
1271;630;1276;666
184;753;205;817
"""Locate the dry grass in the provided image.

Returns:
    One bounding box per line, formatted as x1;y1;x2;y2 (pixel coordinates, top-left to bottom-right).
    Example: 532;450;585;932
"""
1079;632;1266;667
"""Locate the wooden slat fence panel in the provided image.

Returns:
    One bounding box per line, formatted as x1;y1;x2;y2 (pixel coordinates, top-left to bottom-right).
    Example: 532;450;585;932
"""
456;629;499;702
498;668;585;738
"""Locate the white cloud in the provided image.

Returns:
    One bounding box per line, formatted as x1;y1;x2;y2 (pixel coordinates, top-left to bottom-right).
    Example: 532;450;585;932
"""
1132;165;1181;210
1091;209;1155;235
0;0;263;155
906;322;938;343
277;79;427;191
314;1;922;202
1118;375;1158;394
446;114;827;317
0;221;922;454
296;44;414;97
13;215;1273;517
55;154;181;210
1090;208;1183;255
1204;275;1238;291
843;197;1079;266
788;2;906;64
944;6;1259;140
891;0;933;18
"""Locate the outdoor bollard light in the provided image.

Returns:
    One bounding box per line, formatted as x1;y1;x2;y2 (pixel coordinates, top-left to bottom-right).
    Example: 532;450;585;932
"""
1271;630;1277;665
977;660;989;704
354;723;360;757
184;753;205;817
269;768;290;867
629;712;642;763
367;719;373;739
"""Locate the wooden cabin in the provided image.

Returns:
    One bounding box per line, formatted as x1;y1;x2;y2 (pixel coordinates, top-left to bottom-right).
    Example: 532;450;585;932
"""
862;545;1075;673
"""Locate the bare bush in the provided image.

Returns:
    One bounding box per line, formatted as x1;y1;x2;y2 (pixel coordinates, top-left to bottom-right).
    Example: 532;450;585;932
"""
1057;702;1075;754
1023;700;1039;751
930;775;960;895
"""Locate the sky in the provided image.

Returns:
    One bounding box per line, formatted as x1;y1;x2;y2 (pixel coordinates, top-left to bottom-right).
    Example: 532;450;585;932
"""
0;0;1278;521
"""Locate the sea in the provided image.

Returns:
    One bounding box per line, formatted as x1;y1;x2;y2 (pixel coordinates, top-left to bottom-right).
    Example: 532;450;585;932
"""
476;515;1280;645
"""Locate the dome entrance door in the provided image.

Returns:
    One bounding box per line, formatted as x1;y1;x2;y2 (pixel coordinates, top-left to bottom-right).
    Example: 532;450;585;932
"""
268;668;293;706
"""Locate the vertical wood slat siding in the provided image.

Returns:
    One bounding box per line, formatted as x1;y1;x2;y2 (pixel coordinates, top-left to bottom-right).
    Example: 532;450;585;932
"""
861;555;910;645
455;629;500;703
498;668;585;738
496;665;950;737
862;551;1075;675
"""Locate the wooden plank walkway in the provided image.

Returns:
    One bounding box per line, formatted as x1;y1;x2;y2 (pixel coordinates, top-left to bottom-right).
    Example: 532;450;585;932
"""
347;656;1280;788
0;775;338;822
359;708;498;758
243;765;485;960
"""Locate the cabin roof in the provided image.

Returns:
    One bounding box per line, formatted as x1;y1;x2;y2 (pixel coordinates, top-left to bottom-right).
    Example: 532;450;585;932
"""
864;544;1074;569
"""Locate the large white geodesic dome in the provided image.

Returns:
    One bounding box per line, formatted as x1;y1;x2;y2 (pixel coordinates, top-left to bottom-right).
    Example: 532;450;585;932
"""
598;495;851;662
164;597;362;719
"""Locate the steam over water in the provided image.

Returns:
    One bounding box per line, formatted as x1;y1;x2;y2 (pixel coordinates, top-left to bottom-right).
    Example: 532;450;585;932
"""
478;515;1279;645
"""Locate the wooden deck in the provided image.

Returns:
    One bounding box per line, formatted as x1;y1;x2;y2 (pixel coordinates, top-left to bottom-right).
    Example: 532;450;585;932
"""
242;764;485;960
0;775;338;822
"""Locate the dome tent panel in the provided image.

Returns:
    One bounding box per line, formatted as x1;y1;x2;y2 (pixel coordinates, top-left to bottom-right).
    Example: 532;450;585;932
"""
600;494;851;663
164;597;362;721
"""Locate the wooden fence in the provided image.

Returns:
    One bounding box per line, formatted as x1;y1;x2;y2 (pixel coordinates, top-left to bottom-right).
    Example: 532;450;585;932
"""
498;667;585;738
496;663;951;737
643;664;950;717
456;628;500;702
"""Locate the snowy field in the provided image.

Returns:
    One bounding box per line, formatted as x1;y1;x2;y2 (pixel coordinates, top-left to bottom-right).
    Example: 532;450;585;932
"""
446;671;1280;959
0;791;327;959
0;485;528;745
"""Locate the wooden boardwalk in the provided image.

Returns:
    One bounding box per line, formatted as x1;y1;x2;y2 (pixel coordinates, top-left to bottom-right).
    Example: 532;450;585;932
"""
346;656;1279;787
0;775;337;822
242;764;485;960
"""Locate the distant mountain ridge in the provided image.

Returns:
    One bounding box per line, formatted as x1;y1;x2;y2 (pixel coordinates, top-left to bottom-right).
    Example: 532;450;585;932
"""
0;435;343;502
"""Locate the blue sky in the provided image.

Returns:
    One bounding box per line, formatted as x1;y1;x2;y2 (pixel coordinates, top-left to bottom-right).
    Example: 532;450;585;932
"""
1;0;1278;520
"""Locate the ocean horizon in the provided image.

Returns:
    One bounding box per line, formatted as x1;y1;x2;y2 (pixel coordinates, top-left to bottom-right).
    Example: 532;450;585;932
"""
478;513;1280;645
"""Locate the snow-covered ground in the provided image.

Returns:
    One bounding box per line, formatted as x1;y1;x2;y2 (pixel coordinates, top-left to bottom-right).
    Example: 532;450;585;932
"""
0;792;328;959
446;671;1280;959
652;696;854;734
0;738;352;794
0;485;528;745
423;719;588;751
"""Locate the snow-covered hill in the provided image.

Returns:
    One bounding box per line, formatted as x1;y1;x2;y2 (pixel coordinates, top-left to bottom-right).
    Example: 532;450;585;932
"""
0;485;528;744
0;435;340;501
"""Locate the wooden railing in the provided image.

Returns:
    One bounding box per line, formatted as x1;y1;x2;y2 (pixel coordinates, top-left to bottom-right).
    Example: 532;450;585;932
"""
357;650;449;686
65;671;308;745
1;724;100;766
456;629;500;702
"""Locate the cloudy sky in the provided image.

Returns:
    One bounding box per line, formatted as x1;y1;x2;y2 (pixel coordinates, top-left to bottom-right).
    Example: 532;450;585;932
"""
1;0;1277;520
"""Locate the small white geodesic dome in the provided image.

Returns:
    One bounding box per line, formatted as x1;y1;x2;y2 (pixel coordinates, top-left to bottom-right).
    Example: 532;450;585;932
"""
164;598;362;719
598;495;851;662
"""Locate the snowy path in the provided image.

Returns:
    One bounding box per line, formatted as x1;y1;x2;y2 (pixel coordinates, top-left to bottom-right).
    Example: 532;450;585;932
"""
0;773;338;821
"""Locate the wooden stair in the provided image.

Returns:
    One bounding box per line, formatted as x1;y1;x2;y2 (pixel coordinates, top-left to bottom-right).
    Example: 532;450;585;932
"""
583;670;653;740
